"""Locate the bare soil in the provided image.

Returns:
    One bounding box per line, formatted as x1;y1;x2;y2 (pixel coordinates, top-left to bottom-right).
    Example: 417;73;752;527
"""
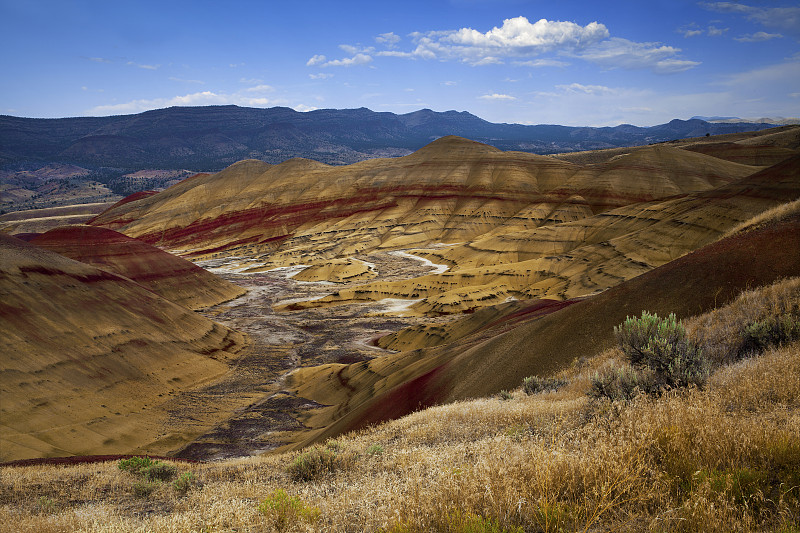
167;251;456;461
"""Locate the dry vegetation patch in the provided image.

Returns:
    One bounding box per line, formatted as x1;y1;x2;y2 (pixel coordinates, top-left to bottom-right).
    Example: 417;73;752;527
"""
2;279;799;532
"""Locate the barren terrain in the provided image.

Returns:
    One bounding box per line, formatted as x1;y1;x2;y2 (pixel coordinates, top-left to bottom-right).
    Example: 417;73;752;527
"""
170;250;460;460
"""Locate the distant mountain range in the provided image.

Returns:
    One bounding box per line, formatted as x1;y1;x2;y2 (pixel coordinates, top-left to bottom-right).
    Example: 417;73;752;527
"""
691;115;800;125
0;105;785;171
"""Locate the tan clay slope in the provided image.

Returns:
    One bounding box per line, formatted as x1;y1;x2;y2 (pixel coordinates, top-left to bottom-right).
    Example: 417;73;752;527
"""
0;234;246;461
285;210;800;448
680;142;797;166
90;137;755;264
30;225;245;310
551;125;799;165
0;202;115;236
284;156;799;315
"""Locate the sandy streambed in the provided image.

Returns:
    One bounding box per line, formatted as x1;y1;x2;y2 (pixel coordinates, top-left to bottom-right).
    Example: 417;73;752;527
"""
164;250;456;460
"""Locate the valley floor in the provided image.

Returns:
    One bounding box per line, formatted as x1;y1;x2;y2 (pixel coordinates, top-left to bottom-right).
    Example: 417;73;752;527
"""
163;250;460;460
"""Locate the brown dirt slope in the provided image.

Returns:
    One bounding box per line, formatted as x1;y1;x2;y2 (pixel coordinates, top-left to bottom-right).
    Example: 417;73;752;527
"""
0;234;247;461
31;225;245;310
287;199;800;448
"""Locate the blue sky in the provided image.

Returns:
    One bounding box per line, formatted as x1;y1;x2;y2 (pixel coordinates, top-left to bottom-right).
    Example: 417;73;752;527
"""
1;0;798;126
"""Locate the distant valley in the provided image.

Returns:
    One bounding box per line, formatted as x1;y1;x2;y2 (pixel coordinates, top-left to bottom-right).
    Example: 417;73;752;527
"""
0;106;787;212
2;124;798;461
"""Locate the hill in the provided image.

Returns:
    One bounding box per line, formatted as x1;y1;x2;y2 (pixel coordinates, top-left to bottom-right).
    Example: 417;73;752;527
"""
0;234;247;461
30;225;245;310
91;134;798;318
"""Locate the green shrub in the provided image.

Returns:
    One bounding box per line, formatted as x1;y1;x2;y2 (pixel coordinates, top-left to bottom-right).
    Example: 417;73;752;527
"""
740;314;800;357
287;442;346;482
366;444;384;456
258;489;320;531
522;375;568;395
132;479;160;498
613;311;709;391
498;389;513;401
118;456;177;497
140;462;177;481
173;472;195;495
118;456;155;476
590;364;656;401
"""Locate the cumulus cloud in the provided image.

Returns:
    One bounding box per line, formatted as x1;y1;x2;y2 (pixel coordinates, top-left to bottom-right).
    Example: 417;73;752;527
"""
344;16;697;73
403;17;609;65
479;93;516;100
86;90;288;116
322;53;373;67
735;31;783;42
308;49;373;67
306;54;327;66
376;32;401;47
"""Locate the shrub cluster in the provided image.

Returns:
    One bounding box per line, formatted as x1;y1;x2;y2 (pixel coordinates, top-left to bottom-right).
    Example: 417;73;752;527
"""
740;313;800;357
258;489;320;532
592;312;709;400
286;440;356;482
522;375;568;395
118;456;186;497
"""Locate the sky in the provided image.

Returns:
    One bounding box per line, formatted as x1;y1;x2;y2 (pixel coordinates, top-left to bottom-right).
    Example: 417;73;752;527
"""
1;0;799;126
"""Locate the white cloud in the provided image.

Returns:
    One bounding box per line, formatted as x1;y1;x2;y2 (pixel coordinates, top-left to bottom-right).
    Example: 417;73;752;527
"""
735;31;783;42
309;73;334;79
339;44;362;55
479;93;516;100
514;58;569;67
294;104;318;112
707;25;729;36
245;84;274;93
718;58;800;87
86;90;289;116
306;54;327;66
702;3;800;36
352;17;697;73
319;53;373;67
681;29;704;37
87;57;112;63
127;61;160;70
376;32;401;47
404;17;609;65
575;38;700;73
556;83;615;95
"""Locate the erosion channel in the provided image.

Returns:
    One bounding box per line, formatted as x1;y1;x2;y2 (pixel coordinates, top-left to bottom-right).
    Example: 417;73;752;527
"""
168;250;456;461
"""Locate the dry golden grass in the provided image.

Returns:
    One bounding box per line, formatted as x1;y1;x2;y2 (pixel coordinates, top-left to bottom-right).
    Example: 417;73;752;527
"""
719;198;800;241
2;279;799;532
